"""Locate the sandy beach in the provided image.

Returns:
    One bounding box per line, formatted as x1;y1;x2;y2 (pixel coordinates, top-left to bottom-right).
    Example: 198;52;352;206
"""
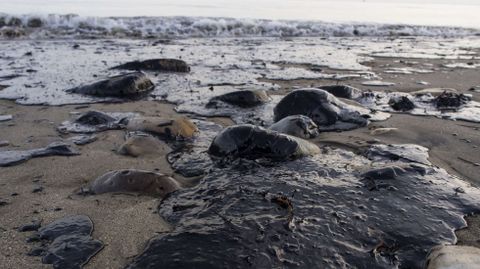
1;49;480;267
0;7;480;264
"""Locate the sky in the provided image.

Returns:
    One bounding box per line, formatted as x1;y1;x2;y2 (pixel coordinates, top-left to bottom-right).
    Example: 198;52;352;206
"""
0;0;478;28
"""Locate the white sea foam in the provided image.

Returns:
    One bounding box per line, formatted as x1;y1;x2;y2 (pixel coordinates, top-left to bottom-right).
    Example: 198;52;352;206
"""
0;13;479;39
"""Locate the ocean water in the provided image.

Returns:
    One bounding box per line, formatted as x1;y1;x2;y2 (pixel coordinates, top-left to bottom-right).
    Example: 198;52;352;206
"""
0;0;479;39
1;0;479;28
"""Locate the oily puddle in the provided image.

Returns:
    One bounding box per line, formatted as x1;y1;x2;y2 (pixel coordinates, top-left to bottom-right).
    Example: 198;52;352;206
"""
356;90;480;123
126;120;480;269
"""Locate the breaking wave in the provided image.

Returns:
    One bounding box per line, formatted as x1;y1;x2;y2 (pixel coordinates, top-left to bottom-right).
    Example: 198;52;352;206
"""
0;13;479;39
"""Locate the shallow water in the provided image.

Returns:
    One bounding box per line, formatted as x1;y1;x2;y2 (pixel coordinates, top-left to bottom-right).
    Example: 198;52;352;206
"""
0;36;479;108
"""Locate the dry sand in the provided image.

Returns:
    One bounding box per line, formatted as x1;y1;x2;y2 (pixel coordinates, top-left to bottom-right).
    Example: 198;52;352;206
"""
0;55;480;268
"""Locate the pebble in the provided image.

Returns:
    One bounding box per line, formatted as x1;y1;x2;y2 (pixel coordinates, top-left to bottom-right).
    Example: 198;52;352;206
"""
416;81;430;85
454;187;466;194
18;220;42;232
0;199;9;206
469;86;480;93
32;186;44;193
0;115;13;122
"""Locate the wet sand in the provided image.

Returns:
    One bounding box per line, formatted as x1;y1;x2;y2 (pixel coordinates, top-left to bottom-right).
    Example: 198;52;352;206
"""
1;55;480;268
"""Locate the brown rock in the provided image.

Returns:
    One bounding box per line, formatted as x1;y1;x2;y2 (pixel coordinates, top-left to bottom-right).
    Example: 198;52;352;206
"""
126;117;198;139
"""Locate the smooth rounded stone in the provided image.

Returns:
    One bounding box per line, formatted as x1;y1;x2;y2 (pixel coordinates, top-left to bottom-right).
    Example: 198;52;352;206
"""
206;90;270;108
388;96;415;111
319;85;363;99
42;234;103;269
434;91;471;110
208;124;319;161
7;17;22;26
112;59;190;72
38;215;93;241
0;140;9;147
0;198;9;206
469;86;480;93
118;134;171;157
66;72;154;97
273;88;368;130
125;116;198;139
27;17;43;28
89;169;181;197
269;115;319;139
426;245;480;269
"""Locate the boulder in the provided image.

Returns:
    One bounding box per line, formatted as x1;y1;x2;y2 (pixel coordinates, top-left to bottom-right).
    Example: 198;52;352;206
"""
269;115;319;139
89;169;181;197
27;18;43;28
273;88;368;130
319;85;363;99
388;96;415;111
112;59;190;72
67;72;154;97
118;133;171;157
208;124;319;161
206;90;270;108
125;116;198;139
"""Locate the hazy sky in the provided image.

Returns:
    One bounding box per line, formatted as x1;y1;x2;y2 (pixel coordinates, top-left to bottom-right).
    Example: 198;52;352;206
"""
0;0;478;27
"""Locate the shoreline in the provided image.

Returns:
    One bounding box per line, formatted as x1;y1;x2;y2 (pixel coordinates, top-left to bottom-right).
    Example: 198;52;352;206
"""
1;36;480;268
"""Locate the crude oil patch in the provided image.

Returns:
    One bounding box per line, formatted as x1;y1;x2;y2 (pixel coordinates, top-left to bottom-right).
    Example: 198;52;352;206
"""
127;122;480;268
25;215;103;269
